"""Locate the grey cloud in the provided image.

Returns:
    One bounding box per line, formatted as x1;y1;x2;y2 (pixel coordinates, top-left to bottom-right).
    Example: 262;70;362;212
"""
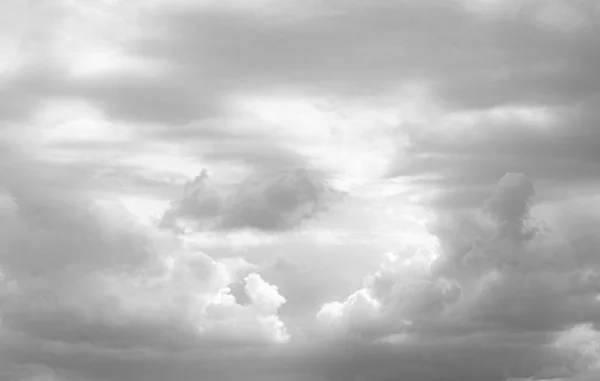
431;174;600;333
0;331;574;381
8;0;598;126
0;62;217;135
0;167;182;351
161;168;342;232
131;0;599;106
7;0;599;190
0;172;597;381
1;55;304;179
80;0;600;194
162;169;220;225
155;121;309;172
392;101;600;211
219;169;340;231
0;157;289;363
483;173;536;241
0;65;308;190
316;174;600;380
4;1;600;380
3;185;150;275
133;1;467;96
386;6;600;210
0;65;67;124
74;73;222;125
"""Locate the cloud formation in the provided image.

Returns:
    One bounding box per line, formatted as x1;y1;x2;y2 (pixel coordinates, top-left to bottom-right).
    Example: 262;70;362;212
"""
2;0;600;380
317;173;600;379
0;159;290;380
161;168;341;232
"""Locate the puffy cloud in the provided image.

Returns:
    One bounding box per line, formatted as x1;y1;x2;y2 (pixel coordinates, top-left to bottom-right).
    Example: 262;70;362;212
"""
0;158;290;379
316;246;459;341
161;168;342;232
316;173;600;380
4;163;600;380
245;273;287;315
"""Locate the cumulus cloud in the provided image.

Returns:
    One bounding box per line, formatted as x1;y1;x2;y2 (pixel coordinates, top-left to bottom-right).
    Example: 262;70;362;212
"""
0;157;291;379
316;173;600;380
161;168;341;232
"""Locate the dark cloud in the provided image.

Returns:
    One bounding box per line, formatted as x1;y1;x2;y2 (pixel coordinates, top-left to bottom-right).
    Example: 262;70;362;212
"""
161;168;342;232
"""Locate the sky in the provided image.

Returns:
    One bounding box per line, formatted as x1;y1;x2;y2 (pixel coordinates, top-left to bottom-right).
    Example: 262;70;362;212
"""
1;0;600;380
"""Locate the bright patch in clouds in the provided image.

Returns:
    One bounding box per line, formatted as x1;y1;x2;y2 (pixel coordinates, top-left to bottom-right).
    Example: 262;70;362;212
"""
236;95;401;183
118;195;171;225
1;0;600;380
37;100;131;144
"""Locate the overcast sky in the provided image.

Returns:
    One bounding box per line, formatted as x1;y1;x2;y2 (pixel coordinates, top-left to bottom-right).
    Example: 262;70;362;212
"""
1;0;600;380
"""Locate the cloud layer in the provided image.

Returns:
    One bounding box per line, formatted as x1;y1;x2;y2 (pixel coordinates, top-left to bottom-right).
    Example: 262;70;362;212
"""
1;0;600;380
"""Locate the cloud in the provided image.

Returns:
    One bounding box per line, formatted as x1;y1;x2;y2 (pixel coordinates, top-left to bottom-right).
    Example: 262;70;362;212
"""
2;0;600;380
7;0;598;202
2;164;600;380
161;168;342;232
483;173;535;239
0;2;309;178
7;0;598;130
390;100;600;211
0;157;292;379
316;173;600;380
123;0;599;108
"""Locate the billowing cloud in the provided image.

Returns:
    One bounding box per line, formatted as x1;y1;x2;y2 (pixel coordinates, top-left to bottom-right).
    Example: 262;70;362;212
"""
317;173;600;380
0;158;291;379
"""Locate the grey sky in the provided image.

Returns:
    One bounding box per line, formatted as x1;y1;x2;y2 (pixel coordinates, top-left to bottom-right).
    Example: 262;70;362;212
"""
1;0;600;380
